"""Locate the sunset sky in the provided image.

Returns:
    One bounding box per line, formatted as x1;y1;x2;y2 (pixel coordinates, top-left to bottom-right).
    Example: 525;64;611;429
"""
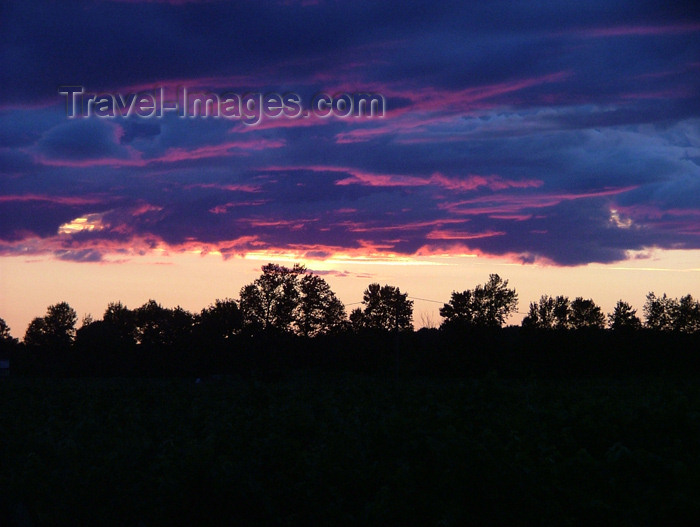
1;0;699;338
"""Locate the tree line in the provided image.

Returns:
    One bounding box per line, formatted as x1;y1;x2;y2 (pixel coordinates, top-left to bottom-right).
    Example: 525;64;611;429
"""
1;263;699;355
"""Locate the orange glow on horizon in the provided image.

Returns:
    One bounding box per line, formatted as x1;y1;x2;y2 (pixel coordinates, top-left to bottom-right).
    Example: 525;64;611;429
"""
2;246;699;342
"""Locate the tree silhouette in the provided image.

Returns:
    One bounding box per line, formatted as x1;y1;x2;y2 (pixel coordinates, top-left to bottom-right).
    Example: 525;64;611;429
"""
643;293;677;331
0;317;16;344
239;264;346;336
198;298;243;341
522;295;573;329
440;274;517;329
355;283;413;331
135;300;194;348
552;296;572;329
608;300;642;330
295;274;345;337
170;306;196;344
24;302;77;350
136;300;169;347
239;263;305;333
569;297;605;329
103;301;137;346
24;317;48;348
46;302;78;347
76;302;137;354
522;295;556;329
0;317;18;361
349;307;366;332
675;295;700;333
643;293;700;333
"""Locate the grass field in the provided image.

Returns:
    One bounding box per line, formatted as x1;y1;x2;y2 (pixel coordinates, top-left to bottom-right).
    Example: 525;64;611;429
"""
2;374;700;525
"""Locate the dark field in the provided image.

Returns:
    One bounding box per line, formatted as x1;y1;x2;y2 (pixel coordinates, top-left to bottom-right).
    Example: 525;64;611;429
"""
2;374;700;526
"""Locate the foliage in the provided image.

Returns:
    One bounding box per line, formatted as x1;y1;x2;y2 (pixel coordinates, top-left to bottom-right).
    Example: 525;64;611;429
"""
676;295;700;333
523;296;605;330
644;293;700;332
11;265;700;366
354;283;413;331
103;301;137;345
440;274;518;329
239;264;345;336
135;300;195;348
569;297;605;329
349;307;365;332
644;293;677;331
608;300;642;331
522;295;571;329
239;263;304;333
198;298;243;341
295;274;346;337
23;302;77;350
0;317;17;345
23;317;48;348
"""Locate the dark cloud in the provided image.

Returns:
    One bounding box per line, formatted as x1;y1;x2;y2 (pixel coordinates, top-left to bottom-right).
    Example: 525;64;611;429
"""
36;119;130;161
1;0;699;265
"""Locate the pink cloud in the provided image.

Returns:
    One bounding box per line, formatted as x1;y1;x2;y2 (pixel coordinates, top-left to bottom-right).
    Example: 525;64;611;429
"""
260;164;541;193
243;218;318;229
425;229;505;240
336;169;542;192
335;172;427;187
34;155;142;168
35;137;285;168
208;200;268;214
614;204;700;222
236;115;331;132
157;138;285;163
335;218;466;233
334;127;394;144
443;186;639;215
0;194;106;205
400;71;572;114
184;183;261;193
429;173;543;192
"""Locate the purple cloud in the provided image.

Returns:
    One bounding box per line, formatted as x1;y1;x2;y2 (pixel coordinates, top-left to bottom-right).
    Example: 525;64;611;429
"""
1;0;699;266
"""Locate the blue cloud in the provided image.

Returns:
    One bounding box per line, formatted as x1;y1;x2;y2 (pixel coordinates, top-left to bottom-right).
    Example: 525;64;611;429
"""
1;0;699;265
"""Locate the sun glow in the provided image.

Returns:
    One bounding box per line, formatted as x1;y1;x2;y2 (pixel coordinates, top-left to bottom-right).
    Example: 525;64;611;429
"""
58;213;105;235
609;209;633;229
242;250;447;267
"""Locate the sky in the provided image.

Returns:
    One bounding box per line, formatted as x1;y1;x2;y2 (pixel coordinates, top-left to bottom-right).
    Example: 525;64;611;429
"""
1;0;699;338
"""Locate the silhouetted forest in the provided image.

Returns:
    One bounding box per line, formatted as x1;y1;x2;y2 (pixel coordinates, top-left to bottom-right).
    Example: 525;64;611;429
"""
3;265;700;526
1;263;699;378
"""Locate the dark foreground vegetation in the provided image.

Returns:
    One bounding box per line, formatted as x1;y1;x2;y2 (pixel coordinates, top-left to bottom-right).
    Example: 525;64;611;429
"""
2;264;698;524
1;263;697;379
2;373;700;526
3;326;700;379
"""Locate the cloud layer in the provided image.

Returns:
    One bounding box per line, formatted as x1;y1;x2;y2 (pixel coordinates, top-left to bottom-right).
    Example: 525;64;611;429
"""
1;0;699;265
